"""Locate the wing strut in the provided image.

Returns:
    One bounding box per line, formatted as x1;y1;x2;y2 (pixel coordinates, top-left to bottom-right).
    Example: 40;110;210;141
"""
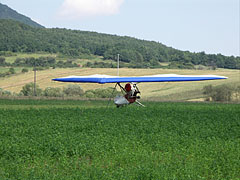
117;83;127;93
135;100;145;107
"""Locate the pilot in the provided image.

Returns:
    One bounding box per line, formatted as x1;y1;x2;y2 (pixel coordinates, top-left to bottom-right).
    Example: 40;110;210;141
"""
124;83;140;103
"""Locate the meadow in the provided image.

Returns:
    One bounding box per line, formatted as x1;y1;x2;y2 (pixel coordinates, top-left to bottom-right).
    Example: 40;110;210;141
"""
0;99;239;179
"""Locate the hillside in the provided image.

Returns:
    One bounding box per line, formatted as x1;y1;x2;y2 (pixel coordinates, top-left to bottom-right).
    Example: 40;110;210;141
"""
0;3;43;28
0;19;239;69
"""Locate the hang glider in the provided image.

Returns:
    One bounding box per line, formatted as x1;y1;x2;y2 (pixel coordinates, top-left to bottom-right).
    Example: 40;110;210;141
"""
52;74;227;84
52;74;227;107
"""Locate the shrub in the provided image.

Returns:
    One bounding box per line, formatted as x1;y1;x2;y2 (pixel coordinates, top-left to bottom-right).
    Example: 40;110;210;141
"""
203;85;213;95
22;68;29;73
9;68;15;74
0;88;11;96
203;84;240;102
43;87;63;97
84;87;120;98
20;82;42;96
0;57;6;65
84;91;95;98
212;85;232;101
63;84;84;97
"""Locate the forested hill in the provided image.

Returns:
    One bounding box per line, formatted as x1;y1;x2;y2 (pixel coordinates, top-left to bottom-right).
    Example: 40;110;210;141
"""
0;3;44;28
0;19;239;69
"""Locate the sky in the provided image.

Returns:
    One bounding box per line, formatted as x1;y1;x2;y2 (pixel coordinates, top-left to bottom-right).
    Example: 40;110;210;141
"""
1;0;239;56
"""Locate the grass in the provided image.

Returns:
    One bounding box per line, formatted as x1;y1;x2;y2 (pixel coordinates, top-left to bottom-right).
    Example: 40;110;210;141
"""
0;99;239;179
0;67;238;101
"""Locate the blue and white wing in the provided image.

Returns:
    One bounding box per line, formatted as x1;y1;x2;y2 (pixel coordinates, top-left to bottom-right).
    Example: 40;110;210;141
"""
52;74;227;84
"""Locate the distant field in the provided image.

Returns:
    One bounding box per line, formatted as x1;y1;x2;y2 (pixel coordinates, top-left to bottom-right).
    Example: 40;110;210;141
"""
4;52;57;63
0;67;11;73
0;99;239;179
0;67;32;74
3;52;115;65
0;67;238;101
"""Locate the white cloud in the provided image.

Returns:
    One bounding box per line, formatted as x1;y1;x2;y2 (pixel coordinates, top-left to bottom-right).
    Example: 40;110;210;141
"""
58;0;124;19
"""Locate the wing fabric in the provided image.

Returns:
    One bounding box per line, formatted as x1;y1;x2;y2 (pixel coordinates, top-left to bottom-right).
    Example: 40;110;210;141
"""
52;74;227;84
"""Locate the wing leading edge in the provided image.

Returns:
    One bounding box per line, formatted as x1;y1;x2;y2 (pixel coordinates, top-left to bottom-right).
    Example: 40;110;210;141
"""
52;74;227;84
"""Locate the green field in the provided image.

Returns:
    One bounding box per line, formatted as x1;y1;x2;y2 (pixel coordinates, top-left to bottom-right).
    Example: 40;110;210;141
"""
0;99;239;180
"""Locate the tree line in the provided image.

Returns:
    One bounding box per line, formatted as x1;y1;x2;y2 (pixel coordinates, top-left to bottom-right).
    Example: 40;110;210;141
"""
0;83;120;98
0;19;239;69
0;56;78;68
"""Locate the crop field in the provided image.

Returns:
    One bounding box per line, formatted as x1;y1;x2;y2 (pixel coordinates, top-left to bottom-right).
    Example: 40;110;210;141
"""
0;99;239;179
0;68;238;101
